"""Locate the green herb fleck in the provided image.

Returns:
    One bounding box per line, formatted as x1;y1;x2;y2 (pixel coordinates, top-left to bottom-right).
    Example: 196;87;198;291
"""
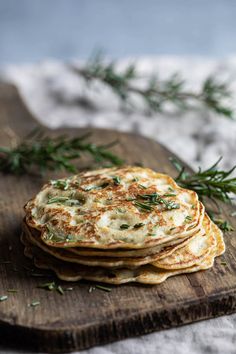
57;285;64;295
83;185;96;191
83;182;109;191
0;295;8;302
38;281;65;294
7;289;18;293
120;224;130;230
132;177;139;182
51;179;70;190
47;196;69;204
133;223;145;229
112;176;121;185
138;184;147;189
29;301;40;307
88;286;95;293
95;285;112;292
66;234;74;242
165;200;180;210
185;215;192;222
47;196;83;207
134;201;153;212
38;282;56;291
116;208;126;213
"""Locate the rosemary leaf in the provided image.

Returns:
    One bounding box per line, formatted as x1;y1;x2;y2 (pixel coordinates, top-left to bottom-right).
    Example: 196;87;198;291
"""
51;179;70;190
0;295;8;302
112;175;121;185
88;286;95;293
120;224;130;230
38;282;56;291
134;201;153;212
95;285;112;292
133;222;145;228
29;301;40;307
57;285;65;295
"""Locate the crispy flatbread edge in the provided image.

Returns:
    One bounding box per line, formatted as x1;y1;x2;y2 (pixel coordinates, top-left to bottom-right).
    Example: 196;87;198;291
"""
20;229;222;285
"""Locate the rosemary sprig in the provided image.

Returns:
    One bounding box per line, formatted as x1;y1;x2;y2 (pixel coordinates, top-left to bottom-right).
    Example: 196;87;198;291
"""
0;129;123;174
170;157;236;205
71;54;234;118
171;157;236;230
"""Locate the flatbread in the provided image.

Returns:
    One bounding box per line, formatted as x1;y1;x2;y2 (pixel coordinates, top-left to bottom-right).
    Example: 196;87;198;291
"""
152;214;215;270
20;222;222;285
23;221;199;269
24;166;202;249
25;220;196;258
21;166;226;285
212;222;225;256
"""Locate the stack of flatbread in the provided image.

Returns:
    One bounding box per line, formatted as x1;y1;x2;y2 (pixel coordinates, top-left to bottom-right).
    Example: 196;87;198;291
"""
22;166;225;284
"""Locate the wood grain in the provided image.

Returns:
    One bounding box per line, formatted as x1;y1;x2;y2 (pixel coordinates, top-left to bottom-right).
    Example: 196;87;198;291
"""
0;83;236;353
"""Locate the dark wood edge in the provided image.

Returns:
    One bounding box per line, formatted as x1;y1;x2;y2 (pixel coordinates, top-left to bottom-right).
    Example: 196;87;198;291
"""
0;288;236;353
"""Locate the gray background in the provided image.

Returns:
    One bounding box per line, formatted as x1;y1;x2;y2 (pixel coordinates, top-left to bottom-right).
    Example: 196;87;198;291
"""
0;0;236;65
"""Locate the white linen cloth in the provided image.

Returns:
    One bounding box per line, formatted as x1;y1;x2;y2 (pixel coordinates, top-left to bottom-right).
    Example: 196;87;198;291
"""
1;56;236;354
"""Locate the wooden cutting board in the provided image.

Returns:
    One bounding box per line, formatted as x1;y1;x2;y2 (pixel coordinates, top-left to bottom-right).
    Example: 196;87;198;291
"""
0;83;236;353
